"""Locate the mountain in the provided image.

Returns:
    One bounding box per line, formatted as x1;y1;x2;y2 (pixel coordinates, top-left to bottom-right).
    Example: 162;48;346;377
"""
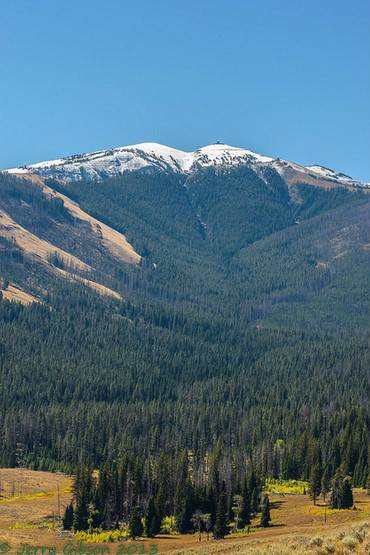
1;142;369;316
6;141;368;189
0;141;369;480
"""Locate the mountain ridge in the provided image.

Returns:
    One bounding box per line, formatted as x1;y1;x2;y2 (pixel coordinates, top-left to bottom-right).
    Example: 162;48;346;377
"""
1;141;369;329
5;141;369;189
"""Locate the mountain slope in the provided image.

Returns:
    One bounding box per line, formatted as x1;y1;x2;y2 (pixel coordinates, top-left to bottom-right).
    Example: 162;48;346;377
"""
0;141;369;479
0;173;140;302
1;150;369;325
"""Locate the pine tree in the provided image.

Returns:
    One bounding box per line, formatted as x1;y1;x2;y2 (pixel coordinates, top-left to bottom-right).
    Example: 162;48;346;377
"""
321;467;330;503
213;486;229;539
259;495;271;528
62;503;74;530
341;476;354;509
240;477;251;526
144;497;161;538
247;468;261;514
174;479;195;533
94;463;113;528
72;466;93;531
309;464;322;505
330;469;353;509
129;506;144;539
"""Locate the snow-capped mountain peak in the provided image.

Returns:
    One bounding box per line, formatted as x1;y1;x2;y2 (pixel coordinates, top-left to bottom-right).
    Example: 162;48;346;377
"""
4;141;367;189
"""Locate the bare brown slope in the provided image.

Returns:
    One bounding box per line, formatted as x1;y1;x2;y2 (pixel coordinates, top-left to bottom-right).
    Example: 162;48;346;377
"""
0;209;91;271
13;173;141;265
0;283;40;305
0;210;122;301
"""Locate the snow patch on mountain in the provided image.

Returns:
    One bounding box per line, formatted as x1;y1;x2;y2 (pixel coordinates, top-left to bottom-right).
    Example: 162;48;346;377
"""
305;165;355;184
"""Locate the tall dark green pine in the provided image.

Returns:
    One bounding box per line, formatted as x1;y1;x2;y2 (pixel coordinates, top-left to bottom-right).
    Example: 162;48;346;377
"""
72;466;93;531
213;484;229;539
309;463;322;505
62;503;74;530
341;477;354;509
247;468;260;514
174;478;195;534
155;452;171;520
145;497;161;538
129;506;144;539
94;463;113;528
240;477;251;526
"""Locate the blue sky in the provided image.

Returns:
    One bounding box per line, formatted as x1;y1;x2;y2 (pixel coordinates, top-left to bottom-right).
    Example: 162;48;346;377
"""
1;0;369;180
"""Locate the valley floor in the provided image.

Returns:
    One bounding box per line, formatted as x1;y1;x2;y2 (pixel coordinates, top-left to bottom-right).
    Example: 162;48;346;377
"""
0;469;369;554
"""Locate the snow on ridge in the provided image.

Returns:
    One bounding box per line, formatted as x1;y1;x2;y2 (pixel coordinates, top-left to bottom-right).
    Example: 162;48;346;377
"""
305;164;354;183
4;142;365;187
4;142;274;180
194;143;273;165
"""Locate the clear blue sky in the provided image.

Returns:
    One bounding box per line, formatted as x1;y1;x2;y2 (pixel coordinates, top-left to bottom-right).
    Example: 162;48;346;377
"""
1;0;369;180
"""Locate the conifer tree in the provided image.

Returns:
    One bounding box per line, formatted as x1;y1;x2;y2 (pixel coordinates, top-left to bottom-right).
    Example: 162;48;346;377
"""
174;479;195;533
94;463;113;528
247;468;260;514
129;506;144;539
72;467;93;531
259;495;271;528
341;476;354;509
145;497;161;538
240;477;251;526
309;463;322;505
62;503;74;530
330;469;353;509
321;467;330;502
213;485;229;539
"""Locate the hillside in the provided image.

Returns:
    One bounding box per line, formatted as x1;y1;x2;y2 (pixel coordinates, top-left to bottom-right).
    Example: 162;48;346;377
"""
0;143;369;498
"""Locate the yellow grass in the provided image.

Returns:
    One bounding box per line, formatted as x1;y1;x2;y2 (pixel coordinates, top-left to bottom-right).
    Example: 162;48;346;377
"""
0;209;91;272
0;210;122;301
0;283;40;305
265;479;308;495
18;174;141;265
